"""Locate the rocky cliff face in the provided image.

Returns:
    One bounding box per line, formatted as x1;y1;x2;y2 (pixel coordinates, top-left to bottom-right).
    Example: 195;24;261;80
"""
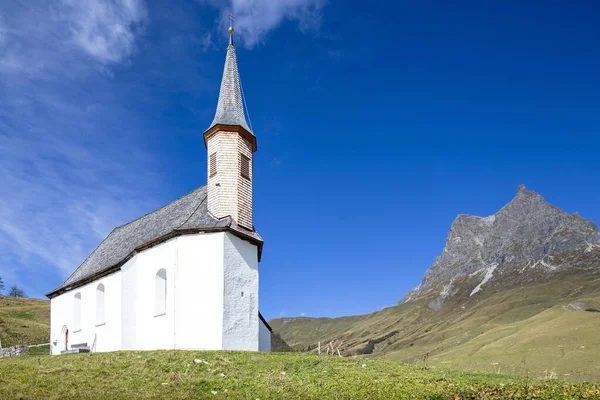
404;185;600;308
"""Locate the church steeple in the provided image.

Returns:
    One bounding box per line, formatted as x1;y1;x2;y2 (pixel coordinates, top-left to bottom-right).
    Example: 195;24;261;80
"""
204;23;257;231
206;23;252;135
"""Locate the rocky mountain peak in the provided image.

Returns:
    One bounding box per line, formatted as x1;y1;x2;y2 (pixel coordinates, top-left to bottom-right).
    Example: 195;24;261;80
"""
498;184;557;217
403;185;600;306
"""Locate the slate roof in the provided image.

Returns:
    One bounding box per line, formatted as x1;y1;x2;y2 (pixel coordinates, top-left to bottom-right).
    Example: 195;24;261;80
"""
207;35;252;133
47;185;263;297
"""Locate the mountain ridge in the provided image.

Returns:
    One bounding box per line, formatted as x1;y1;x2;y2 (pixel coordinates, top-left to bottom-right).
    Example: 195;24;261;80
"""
403;185;600;308
271;186;600;381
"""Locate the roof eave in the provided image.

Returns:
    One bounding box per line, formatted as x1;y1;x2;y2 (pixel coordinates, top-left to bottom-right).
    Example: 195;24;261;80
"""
203;123;257;152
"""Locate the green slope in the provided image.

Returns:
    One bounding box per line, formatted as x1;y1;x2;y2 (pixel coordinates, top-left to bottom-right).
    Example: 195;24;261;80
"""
1;351;599;399
271;268;600;382
0;296;49;348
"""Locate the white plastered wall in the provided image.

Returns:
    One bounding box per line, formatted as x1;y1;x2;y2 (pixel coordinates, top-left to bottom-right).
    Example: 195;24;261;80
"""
128;237;177;350
222;232;259;351
50;271;122;355
120;256;138;350
122;233;226;350
174;233;225;350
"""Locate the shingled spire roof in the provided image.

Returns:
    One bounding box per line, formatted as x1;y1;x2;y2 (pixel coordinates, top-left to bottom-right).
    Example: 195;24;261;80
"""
207;26;252;133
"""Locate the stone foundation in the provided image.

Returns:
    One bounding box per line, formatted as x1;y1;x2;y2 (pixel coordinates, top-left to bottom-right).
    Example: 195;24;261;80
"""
0;345;29;358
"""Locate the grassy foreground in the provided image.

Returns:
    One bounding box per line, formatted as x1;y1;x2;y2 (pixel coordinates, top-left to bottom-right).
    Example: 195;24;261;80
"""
1;351;599;399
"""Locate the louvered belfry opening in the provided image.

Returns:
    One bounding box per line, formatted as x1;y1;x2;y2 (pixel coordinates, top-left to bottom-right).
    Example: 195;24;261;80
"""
240;154;250;180
209;153;217;177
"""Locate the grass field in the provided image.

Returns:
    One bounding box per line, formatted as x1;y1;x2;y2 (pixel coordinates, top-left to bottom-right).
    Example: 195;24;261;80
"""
1;351;599;399
272;269;600;382
0;296;49;348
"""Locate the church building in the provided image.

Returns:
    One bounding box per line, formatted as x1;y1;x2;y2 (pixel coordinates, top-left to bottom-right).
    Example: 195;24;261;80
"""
46;26;272;354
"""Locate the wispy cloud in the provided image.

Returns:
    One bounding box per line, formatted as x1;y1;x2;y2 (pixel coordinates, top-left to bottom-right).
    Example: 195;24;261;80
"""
199;32;216;52
61;0;148;64
0;1;147;76
0;1;157;296
202;0;327;48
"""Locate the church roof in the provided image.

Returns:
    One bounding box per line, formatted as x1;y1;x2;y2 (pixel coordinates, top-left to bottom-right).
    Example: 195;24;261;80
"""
206;30;253;134
47;185;263;298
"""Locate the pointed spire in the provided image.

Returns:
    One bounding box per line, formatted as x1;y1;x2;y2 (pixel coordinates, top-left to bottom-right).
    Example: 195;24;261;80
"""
207;22;252;133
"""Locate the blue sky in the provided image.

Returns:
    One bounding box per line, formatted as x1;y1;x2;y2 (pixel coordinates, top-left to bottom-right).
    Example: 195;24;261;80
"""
1;0;599;319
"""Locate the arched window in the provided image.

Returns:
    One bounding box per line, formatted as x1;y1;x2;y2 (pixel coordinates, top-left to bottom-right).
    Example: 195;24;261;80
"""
96;284;105;326
74;292;82;331
155;269;167;316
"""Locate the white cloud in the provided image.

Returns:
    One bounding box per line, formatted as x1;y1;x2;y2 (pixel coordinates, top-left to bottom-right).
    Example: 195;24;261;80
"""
0;1;147;77
199;31;216;52
0;1;157;297
60;0;148;63
202;0;326;48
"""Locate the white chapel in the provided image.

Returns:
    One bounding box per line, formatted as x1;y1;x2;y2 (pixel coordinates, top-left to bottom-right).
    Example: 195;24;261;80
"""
47;26;272;354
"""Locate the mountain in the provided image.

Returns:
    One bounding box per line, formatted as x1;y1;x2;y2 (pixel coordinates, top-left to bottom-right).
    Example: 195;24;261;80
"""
405;185;600;307
271;186;600;381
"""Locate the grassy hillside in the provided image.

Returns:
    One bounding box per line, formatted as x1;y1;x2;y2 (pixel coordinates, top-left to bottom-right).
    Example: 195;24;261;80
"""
271;269;600;382
1;351;599;399
0;296;49;348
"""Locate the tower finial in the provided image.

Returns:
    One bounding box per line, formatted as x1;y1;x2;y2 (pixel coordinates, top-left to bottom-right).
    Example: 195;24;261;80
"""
228;14;234;46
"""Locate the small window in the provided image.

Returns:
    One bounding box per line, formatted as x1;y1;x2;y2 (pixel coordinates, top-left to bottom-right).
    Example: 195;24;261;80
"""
74;293;82;332
209;153;217;177
240;154;250;180
96;284;106;326
155;269;167;316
